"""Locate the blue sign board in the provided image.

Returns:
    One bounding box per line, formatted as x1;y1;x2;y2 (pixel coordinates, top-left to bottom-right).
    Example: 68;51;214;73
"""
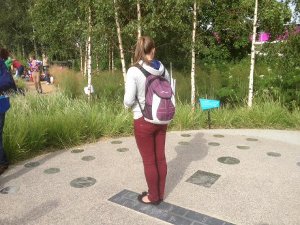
199;98;220;111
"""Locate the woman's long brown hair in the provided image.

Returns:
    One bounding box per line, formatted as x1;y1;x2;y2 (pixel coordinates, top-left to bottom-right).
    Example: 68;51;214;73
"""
133;36;155;65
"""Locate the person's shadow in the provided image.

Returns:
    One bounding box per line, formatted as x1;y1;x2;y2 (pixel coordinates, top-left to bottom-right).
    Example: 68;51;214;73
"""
165;132;208;198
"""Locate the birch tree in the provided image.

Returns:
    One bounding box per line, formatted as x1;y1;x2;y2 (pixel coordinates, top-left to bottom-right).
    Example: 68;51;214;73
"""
84;41;88;77
247;0;258;107
113;0;127;81
191;1;197;109
137;0;142;39
79;44;84;73
87;4;92;97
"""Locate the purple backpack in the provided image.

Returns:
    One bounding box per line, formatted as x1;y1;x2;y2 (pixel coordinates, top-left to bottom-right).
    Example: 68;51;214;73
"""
136;65;175;124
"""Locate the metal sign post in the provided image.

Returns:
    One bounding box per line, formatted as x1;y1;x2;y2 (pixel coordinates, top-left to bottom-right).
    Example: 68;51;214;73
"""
208;110;211;129
199;98;220;129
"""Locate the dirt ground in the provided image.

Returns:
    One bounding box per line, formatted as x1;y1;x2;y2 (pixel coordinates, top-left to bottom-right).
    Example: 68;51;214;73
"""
25;81;56;94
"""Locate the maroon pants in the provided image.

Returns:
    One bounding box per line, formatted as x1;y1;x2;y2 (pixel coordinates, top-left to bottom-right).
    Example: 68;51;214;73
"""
134;117;168;202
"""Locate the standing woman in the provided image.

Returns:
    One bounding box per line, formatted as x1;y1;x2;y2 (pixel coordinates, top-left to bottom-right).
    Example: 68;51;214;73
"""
124;36;170;205
29;55;43;94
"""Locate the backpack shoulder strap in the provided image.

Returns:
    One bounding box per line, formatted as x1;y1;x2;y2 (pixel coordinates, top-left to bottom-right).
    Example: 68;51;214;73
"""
134;64;151;77
133;64;147;116
135;63;166;79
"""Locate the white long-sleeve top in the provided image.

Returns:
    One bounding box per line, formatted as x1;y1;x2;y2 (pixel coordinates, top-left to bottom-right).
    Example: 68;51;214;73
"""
124;60;170;119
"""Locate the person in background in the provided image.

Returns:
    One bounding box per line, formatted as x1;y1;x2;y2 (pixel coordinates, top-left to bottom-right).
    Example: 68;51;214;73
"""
0;48;10;175
11;58;24;79
29;54;43;94
0;49;12;72
124;36;170;205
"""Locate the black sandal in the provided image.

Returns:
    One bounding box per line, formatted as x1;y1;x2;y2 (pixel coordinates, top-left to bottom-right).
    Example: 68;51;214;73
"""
137;192;162;205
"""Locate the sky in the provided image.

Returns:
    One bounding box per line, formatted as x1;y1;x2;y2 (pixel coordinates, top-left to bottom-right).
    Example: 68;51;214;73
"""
289;3;300;23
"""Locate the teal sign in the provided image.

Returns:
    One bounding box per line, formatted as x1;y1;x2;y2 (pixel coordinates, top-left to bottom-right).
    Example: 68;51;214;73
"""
199;98;220;111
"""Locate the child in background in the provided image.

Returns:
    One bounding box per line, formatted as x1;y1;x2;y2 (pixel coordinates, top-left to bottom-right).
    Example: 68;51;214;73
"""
11;59;24;79
29;55;43;94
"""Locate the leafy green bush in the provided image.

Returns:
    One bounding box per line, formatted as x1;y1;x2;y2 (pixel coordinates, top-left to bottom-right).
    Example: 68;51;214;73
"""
258;32;300;108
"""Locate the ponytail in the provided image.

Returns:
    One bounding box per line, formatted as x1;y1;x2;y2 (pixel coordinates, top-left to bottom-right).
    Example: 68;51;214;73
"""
133;36;155;65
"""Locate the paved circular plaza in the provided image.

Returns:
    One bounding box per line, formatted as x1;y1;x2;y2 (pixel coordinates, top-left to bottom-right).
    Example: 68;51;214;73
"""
0;129;299;225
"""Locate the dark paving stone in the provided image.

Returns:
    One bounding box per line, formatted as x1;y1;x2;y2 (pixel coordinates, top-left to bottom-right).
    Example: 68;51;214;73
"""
213;134;224;138
24;162;40;168
0;186;20;194
111;140;122;144
208;142;220;146
297;162;300;167
109;189;235;225
218;157;240;165
186;170;221;188
71;148;84;153
170;205;189;216
109;189;129;202
236;145;250;150
181;134;191;137
178;141;189;145
267;152;281;157
117;148;129;152
186;211;231;225
81;156;95;161
246;138;258;141
44;168;60;174
70;177;96;188
166;215;193;225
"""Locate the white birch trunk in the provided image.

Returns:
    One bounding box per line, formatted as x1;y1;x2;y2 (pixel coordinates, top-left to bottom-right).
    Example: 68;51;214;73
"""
109;44;111;72
114;0;127;81
112;48;115;71
87;6;92;96
84;40;88;77
80;44;83;74
96;54;99;72
137;0;142;39
248;0;258;108
191;1;197;109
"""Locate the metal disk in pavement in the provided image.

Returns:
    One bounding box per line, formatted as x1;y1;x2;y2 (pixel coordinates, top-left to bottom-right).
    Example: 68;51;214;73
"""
70;177;97;188
0;186;20;194
24;162;40;168
44;168;60;174
71;149;84;153
218;156;240;165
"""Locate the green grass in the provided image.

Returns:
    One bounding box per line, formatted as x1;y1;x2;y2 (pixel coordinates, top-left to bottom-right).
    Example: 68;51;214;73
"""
4;92;133;162
3;67;300;163
4;91;300;163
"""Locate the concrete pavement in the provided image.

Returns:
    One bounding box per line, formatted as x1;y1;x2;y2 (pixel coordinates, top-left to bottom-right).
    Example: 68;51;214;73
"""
0;129;299;225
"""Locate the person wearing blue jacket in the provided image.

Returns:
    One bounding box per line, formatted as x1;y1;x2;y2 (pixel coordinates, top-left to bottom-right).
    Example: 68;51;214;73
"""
0;48;10;175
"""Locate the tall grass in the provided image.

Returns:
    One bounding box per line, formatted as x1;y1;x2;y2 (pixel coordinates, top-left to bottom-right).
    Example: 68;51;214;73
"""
4;92;132;162
50;66;84;98
3;67;300;162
